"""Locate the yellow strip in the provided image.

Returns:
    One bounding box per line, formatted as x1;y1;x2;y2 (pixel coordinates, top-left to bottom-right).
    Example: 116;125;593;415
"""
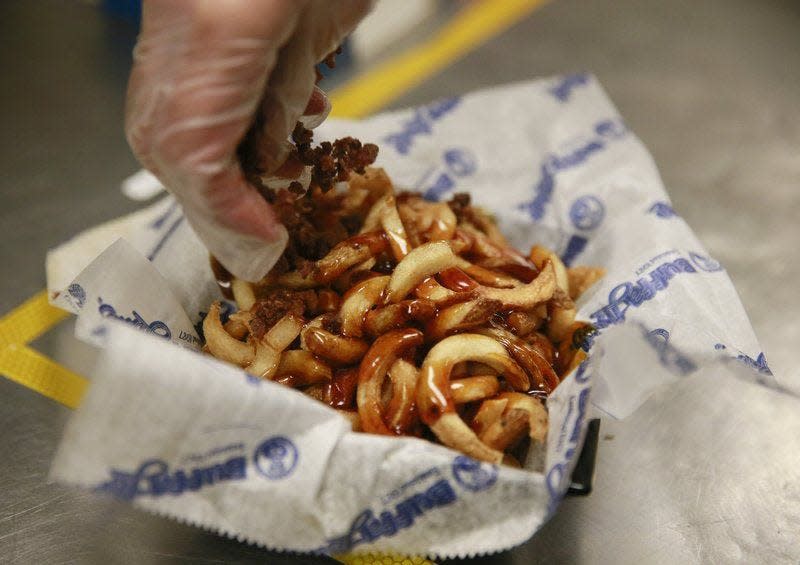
0;290;67;348
0;344;88;409
330;0;547;118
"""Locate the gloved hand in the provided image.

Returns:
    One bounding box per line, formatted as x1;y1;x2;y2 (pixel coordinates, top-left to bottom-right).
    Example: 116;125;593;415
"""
125;0;372;281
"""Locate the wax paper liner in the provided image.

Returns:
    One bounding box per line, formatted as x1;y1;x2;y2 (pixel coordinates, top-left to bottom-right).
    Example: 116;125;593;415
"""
46;76;774;558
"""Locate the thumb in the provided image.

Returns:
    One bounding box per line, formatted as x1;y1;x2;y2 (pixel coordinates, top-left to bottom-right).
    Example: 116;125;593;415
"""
202;165;283;241
183;165;288;282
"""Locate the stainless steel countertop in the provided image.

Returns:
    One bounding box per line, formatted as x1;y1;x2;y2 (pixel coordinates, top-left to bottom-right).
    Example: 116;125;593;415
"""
2;1;799;563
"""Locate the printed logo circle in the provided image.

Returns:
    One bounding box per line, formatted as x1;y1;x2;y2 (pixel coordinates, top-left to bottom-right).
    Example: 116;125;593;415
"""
443;148;477;177
253;436;298;480
451;455;498;492
569;195;605;231
67;283;86;309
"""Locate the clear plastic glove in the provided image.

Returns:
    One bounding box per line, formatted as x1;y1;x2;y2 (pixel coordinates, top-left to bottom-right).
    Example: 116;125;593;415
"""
125;0;372;281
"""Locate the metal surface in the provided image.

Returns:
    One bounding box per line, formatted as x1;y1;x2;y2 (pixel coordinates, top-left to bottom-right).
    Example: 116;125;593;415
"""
2;0;799;563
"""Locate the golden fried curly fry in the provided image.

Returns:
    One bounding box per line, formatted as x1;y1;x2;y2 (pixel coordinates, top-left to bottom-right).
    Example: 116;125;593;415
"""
204;302;254;366
450;375;500;404
275;350;332;385
385;358;419;434
363;299;437;336
361;194;410;260
224;310;252;340
399;198;457;243
478;408;530;452
203;168;603;466
245;314;304;379
477;261;557;309
528;246;576;342
413;276;460;303
476;326;559;393
384;241;460;304
338;275;390;337
303;327;369;365
231;278;256;311
430;414;503;464
426;298;501;341
357;328;424;435
416;334;530;463
272;232;389;289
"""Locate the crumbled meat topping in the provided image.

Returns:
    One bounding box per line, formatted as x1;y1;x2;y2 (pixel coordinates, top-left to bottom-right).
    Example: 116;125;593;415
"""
293;126;379;192
235;46;378;270
249;290;307;338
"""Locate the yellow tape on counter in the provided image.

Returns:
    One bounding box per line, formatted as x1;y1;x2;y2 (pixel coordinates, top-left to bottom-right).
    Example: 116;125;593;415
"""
0;290;68;348
0;290;85;408
331;0;548;118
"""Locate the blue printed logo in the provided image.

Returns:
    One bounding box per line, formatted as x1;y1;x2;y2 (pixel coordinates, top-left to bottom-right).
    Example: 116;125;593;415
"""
519;118;627;220
67;283;86;309
451;456;498;492
319;453;504;554
253;436;298;480
548;73;590;102
97;298;172;340
418;147;478;201
383;97;461;155
97;456;246;500
648;201;676;218
319;470;457;554
569;195;605;230
584;250;727;351
94;436;301;500
589;255;698;332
